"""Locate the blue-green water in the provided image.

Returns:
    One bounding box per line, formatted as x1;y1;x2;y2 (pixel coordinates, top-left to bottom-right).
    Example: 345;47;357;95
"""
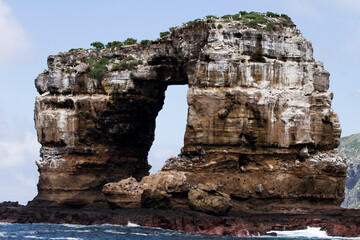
0;222;359;240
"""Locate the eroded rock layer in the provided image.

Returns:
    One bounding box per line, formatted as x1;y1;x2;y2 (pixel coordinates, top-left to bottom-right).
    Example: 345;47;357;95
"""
33;15;345;208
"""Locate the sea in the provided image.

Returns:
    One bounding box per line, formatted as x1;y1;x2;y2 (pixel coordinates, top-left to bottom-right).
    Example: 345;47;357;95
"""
0;222;359;240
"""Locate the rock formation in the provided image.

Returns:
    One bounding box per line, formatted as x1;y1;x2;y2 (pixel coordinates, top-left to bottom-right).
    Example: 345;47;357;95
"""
32;12;346;210
339;133;360;208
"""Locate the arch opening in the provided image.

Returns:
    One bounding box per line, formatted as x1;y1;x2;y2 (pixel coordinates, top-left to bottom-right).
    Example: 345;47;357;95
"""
148;85;188;174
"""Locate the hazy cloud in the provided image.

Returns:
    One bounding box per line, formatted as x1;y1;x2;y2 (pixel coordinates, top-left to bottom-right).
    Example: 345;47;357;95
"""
0;132;40;167
0;0;30;65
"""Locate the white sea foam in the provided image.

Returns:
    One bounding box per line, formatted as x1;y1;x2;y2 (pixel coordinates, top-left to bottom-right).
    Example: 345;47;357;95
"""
50;238;83;240
63;229;91;233
60;223;88;228
99;223;119;227
127;221;140;227
0;222;10;225
24;236;43;239
104;230;126;234
0;232;6;237
268;227;328;238
132;232;148;236
267;226;360;239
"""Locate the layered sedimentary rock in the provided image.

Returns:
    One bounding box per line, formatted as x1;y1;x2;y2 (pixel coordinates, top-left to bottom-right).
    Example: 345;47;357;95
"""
33;14;345;209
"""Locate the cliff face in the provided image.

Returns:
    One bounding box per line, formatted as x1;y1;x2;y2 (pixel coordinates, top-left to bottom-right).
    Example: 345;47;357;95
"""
32;14;345;209
340;133;360;208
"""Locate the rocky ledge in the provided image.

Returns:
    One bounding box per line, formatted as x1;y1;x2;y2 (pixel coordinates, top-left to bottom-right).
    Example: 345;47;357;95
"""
1;203;360;238
17;11;359;237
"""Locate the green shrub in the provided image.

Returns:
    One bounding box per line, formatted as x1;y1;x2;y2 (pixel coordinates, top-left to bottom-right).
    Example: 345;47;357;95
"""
182;18;201;27
98;57;109;65
245;21;259;28
69;48;83;52
86;56;99;66
112;56;138;72
265;22;277;31
90;41;105;50
232;14;241;21
169;27;177;33
266;11;277;18
239;11;248;16
222;14;233;19
123;38;137;45
140;40;150;49
56;63;62;67
281;14;291;21
123;56;135;61
205;15;218;19
106;41;123;48
280;14;294;25
241;12;268;28
221;14;240;20
242;12;267;24
90;57;109;81
160;31;171;38
217;24;223;29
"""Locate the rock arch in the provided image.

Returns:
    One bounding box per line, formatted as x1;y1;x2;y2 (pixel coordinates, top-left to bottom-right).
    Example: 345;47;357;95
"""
32;19;345;208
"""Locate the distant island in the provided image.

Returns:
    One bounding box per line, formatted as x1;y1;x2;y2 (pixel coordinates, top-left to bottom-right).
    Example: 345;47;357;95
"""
340;133;360;208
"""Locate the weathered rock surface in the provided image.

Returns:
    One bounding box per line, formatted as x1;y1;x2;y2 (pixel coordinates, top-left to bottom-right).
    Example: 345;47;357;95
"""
188;184;232;215
32;13;345;209
102;177;144;208
141;189;172;209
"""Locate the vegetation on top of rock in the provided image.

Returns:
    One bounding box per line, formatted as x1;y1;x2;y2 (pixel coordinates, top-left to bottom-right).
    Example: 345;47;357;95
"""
160;31;171;38
169;27;177;33
140;40;150;49
266;11;278;18
74;11;295;55
90;41;105;50
69;48;83;52
106;41;123;49
123;38;137;45
182;18;201;27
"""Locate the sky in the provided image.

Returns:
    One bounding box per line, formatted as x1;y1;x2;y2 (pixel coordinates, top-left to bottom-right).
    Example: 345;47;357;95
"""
0;0;359;204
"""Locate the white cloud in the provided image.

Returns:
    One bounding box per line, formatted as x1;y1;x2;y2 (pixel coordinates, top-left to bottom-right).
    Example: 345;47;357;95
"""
15;171;37;188
0;128;40;204
0;131;40;167
0;0;30;65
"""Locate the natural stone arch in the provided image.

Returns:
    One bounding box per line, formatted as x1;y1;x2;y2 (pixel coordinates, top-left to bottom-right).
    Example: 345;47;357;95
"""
32;18;345;208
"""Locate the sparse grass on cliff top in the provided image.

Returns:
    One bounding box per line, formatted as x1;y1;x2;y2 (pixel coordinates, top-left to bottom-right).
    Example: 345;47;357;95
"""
71;11;294;54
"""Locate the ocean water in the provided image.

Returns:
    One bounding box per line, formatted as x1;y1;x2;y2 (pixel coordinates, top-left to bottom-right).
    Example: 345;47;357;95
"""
0;222;359;240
